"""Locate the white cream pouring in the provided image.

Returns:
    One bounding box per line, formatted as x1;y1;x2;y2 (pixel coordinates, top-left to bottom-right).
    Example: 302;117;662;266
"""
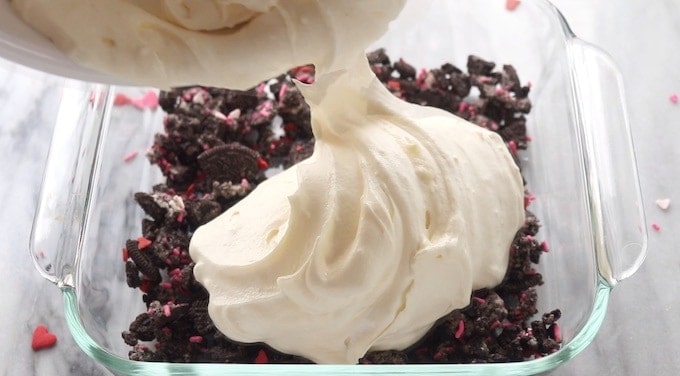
10;0;402;90
12;0;525;364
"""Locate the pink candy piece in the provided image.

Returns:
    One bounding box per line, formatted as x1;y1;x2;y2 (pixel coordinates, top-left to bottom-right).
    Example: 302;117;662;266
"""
552;323;562;342
132;91;159;110
176;211;186;223
670;93;679;104
189;336;203;344
113;93;132;106
454;320;465;339
651;223;661;232
278;83;288;102
255;82;266;96
159;282;172;289
415;68;428;88
457;101;468;113
114;90;159;110
524;193;536;208
254;349;269;364
123;151;139;163
506;0;521;11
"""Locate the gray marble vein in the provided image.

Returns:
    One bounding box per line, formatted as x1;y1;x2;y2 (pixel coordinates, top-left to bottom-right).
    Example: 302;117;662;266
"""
0;0;679;375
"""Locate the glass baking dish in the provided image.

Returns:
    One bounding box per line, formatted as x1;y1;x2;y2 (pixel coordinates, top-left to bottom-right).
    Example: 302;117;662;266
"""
25;0;647;374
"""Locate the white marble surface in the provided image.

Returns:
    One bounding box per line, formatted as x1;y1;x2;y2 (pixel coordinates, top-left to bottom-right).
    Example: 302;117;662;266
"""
1;0;679;374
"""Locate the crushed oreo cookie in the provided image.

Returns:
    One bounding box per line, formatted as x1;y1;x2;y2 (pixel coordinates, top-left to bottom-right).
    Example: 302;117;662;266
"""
122;50;561;364
197;143;259;184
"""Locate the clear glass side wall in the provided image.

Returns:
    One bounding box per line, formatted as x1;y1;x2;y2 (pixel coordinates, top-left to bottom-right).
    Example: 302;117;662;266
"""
63;280;612;375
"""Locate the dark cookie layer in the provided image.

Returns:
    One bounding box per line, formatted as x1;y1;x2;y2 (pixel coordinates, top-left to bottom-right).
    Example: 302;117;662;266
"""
122;50;560;364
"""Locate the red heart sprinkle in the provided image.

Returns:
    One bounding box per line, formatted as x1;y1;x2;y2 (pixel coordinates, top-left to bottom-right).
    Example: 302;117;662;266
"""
31;325;57;351
257;157;269;170
506;0;521;11
137;236;152;249
254;349;269;364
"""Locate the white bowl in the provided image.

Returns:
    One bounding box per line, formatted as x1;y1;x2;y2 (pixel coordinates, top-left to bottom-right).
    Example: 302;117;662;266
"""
0;2;124;84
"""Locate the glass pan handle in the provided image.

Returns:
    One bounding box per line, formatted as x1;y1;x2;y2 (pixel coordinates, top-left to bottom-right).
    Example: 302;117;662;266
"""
568;39;647;285
29;85;111;287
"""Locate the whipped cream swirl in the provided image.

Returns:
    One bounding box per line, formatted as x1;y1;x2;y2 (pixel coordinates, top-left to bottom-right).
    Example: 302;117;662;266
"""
190;58;525;363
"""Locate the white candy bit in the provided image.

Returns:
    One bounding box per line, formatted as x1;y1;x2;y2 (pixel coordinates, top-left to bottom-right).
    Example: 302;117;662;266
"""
152;193;185;215
169;195;186;212
656;198;671;210
212;110;227;121
227;108;241;120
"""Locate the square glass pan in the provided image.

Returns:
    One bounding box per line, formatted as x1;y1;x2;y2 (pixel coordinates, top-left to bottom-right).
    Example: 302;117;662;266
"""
28;0;647;374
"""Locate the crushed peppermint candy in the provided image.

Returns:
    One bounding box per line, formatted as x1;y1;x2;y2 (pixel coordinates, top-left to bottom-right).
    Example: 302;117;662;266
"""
189;336;204;344
123;151;139;163
454;320;465;339
152;193;186;218
114;90;159;110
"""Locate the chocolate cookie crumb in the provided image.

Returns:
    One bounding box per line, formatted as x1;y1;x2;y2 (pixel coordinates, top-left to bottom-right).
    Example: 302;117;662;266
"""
125;239;161;283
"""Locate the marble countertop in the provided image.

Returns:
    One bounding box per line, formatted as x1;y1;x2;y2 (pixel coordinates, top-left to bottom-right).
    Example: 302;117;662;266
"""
1;0;678;374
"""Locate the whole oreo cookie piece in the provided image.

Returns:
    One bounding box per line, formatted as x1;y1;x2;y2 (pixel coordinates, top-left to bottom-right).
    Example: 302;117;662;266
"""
197;143;259;184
